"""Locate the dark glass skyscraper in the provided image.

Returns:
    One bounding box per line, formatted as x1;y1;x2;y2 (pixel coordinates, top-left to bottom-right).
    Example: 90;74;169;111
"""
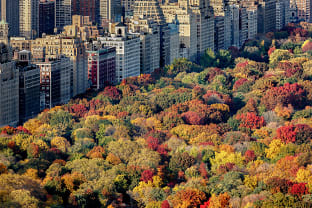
39;0;55;37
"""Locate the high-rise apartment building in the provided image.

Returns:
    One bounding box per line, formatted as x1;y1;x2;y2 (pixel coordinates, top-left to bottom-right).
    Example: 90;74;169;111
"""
168;22;180;64
214;15;225;51
128;17;160;74
55;0;72;30
121;0;135;16
133;0;171;66
87;46;116;89
211;0;231;50
1;0;19;37
97;23;140;82
100;0;122;22
229;4;240;47
0;44;19;127
39;0;55;37
188;0;215;57
246;8;258;39
241;0;258;39
16;50;40;123
19;0;39;39
239;7;248;46
276;0;290;30
294;0;311;22
72;0;100;24
35;55;71;109
161;0;197;61
257;0;277;33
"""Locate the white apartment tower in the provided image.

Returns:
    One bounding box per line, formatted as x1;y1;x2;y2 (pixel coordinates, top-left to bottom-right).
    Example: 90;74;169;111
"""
19;0;39;39
97;23;141;82
161;0;198;61
128;17;160;74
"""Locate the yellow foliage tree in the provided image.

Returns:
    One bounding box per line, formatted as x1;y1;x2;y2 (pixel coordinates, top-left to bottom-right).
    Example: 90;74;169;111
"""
211;151;244;171
23;119;43;134
244;175;258;190
24;169;39;180
296;168;311;183
51;137;71;152
208;192;231;208
265;139;285;159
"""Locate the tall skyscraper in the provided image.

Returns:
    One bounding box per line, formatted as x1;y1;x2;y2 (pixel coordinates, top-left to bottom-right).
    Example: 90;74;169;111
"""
0;43;19;127
39;0;55;36
257;0;277;33
133;0;171;66
1;0;20;37
16;50;41;123
161;1;198;61
19;0;39;39
72;0;100;24
276;0;290;30
100;0;123;22
55;0;72;30
188;0;215;58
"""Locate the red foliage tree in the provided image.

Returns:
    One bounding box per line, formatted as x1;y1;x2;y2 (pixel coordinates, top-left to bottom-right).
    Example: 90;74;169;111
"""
233;78;248;91
290;183;309;197
289;27;308;37
203;91;232;106
181;111;206;125
161;200;171;208
16;126;31;135
295;124;312;144
268;46;276;56
199;162;208;178
244;150;256;162
236;112;266;129
137;74;155;86
206;68;224;83
1;126;16;135
146;136;159;151
200;201;210;208
276;125;297;143
261;83;306;110
140;169;154;183
236;61;249;69
156;144;168;156
70;104;88;118
101;86;122;100
88;99;104;111
277;61;303;78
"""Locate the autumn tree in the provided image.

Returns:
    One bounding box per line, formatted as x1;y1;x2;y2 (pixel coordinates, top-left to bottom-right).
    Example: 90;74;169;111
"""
169;188;207;208
261;83;306;110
